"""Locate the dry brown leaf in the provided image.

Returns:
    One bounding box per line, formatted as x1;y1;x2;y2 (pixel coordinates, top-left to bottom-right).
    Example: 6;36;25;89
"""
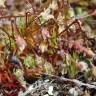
15;35;27;51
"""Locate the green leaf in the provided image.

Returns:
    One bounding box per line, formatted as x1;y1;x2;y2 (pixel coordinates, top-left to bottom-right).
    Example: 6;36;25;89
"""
67;55;78;78
24;54;36;68
72;52;78;61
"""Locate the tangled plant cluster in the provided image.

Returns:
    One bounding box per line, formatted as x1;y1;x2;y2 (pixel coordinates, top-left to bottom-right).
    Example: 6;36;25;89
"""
0;0;96;96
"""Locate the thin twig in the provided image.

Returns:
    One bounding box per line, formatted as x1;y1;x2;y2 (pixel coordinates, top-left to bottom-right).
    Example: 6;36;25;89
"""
42;73;96;89
0;15;26;19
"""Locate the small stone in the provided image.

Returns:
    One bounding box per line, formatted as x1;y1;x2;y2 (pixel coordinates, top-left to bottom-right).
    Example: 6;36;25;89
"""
48;86;54;95
69;88;79;96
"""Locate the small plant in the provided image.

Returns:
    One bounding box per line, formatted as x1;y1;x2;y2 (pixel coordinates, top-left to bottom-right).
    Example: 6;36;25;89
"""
0;0;96;96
